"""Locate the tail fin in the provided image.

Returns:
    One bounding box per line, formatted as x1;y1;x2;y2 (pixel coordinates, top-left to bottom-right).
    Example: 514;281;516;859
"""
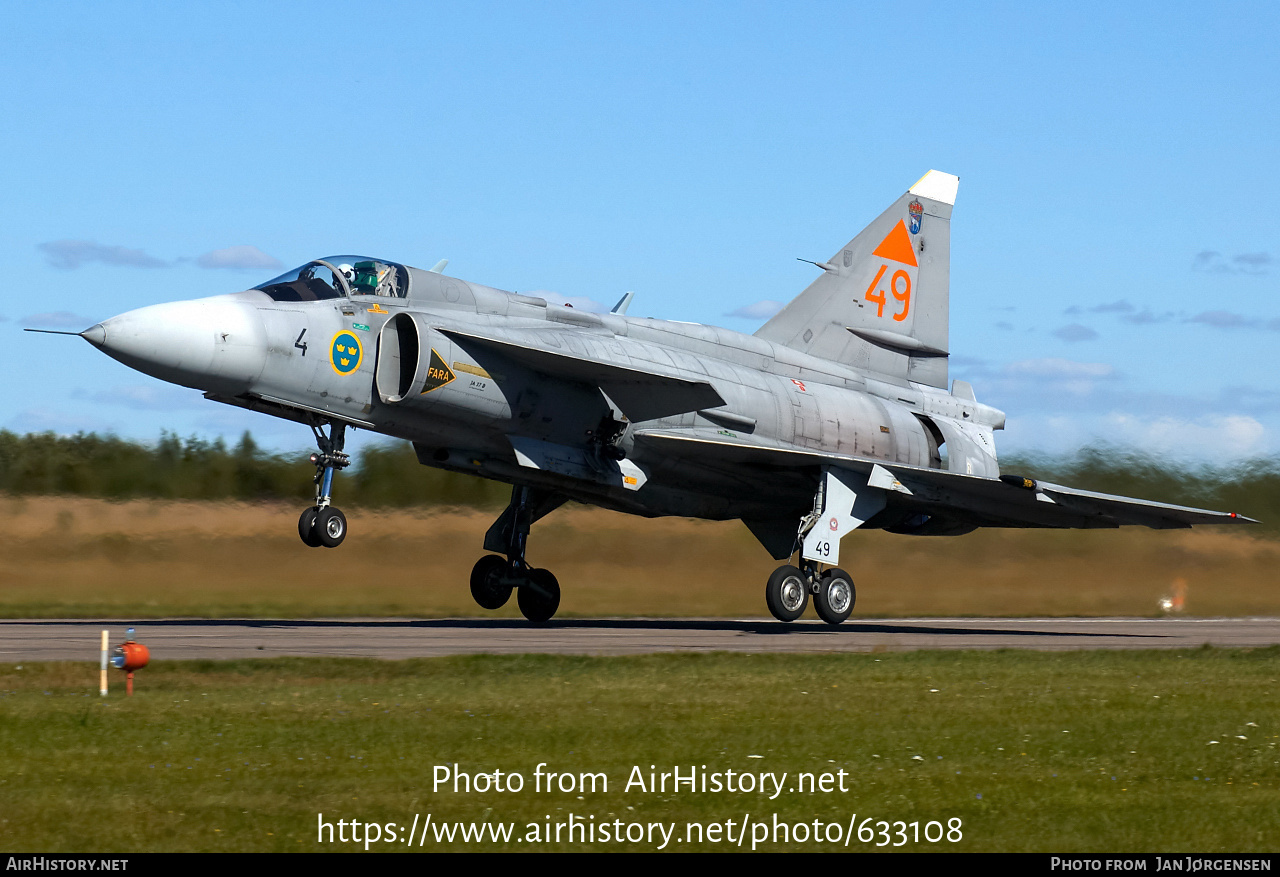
755;170;957;388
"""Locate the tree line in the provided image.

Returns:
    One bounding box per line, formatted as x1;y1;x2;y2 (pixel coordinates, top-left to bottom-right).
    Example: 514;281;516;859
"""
0;430;510;508
0;430;1274;530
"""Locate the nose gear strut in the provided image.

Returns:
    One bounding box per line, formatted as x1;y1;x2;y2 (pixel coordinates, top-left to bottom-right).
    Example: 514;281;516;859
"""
298;421;350;548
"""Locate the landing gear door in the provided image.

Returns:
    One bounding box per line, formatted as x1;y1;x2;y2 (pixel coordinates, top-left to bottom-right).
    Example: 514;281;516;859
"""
801;468;886;565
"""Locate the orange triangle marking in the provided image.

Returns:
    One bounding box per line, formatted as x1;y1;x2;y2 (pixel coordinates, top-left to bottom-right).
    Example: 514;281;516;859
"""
871;220;918;267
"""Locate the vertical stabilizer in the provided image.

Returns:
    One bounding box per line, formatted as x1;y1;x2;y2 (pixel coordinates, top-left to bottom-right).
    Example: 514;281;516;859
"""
755;171;957;388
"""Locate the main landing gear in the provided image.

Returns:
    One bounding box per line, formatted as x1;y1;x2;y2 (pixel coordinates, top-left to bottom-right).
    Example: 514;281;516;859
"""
298;422;350;549
765;561;856;626
470;485;566;623
763;466;878;625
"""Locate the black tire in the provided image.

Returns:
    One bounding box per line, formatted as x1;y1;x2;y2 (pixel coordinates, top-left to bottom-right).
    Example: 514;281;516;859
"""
298;507;323;548
765;565;809;622
814;568;855;625
517;568;560;623
317;506;347;548
470;555;512;610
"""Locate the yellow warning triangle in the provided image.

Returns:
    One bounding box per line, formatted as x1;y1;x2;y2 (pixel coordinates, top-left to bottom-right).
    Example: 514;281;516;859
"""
421;348;457;394
871;220;918;267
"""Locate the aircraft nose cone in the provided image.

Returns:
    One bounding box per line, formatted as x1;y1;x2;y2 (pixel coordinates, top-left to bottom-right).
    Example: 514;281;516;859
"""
91;297;267;393
80;323;107;348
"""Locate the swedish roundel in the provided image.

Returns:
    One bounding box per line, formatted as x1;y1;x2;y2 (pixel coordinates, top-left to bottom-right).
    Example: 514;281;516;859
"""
329;331;363;375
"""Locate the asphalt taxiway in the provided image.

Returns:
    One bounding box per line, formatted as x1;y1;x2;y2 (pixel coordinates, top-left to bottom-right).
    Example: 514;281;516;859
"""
2;617;1278;661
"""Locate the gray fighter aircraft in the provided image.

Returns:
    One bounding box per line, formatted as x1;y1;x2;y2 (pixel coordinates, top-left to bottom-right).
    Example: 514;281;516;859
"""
40;170;1253;623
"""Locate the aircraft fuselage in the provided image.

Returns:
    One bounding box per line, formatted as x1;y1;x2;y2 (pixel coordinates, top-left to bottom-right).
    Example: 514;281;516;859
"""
61;172;1247;625
85;261;1003;529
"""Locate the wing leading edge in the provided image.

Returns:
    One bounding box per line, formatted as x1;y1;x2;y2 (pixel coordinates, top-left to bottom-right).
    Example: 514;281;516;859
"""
437;327;725;422
635;429;1255;530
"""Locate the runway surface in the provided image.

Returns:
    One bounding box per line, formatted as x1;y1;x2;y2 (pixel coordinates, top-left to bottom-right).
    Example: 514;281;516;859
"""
2;617;1279;661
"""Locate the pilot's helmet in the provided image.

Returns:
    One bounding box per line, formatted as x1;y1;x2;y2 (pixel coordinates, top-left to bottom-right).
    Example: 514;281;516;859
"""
337;263;355;286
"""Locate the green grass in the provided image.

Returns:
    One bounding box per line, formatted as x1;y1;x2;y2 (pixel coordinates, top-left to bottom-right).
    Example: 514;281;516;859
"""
2;651;1278;852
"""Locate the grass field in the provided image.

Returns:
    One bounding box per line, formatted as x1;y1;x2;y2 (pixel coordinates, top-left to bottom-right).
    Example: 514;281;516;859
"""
0;496;1277;619
1;650;1277;852
5;497;1278;853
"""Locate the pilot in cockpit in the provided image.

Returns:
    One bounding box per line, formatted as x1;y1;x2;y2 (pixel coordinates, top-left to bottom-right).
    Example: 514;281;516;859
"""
352;261;391;295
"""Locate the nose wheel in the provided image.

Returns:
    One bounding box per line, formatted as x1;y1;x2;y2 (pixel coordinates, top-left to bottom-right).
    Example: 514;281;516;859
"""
298;507;323;548
299;504;348;548
297;421;350;549
315;506;348;548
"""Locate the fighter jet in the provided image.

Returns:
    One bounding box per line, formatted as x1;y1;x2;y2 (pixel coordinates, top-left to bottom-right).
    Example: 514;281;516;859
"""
40;171;1253;623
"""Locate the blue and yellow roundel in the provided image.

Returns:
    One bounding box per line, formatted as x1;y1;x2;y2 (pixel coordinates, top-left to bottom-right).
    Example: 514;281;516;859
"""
329;331;363;375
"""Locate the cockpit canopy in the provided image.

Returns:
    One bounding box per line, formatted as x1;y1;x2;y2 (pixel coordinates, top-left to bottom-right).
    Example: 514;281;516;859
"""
254;256;410;302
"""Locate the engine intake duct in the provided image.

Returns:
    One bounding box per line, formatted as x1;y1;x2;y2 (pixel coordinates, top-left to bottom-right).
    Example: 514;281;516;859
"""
375;313;423;403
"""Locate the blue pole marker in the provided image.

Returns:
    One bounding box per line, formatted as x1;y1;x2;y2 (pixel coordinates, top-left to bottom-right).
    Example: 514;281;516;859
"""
329;331;363;375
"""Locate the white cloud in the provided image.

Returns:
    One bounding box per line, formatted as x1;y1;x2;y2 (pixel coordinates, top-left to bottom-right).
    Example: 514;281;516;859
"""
1003;358;1115;380
1188;310;1256;329
37;239;284;272
974;358;1118;404
20;311;96;329
1123;309;1173;325
727;300;784;319
1184;310;1280;332
74;385;202;411
195;245;283;271
1052;323;1099;343
1091;300;1135;314
5;407;117;436
1065;300;1134;316
38;239;168;269
1103;413;1268;458
1193;250;1272;275
1001;412;1274;462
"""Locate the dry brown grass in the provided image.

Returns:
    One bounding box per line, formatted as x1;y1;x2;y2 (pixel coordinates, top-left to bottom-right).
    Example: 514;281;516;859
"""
0;496;1276;618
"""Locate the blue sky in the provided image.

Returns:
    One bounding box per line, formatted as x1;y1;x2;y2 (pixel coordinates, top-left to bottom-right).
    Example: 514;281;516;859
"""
3;2;1278;462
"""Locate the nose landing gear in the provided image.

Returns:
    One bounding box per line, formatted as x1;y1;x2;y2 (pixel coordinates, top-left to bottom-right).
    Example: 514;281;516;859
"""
298;507;322;547
298;421;350;549
470;485;565;623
